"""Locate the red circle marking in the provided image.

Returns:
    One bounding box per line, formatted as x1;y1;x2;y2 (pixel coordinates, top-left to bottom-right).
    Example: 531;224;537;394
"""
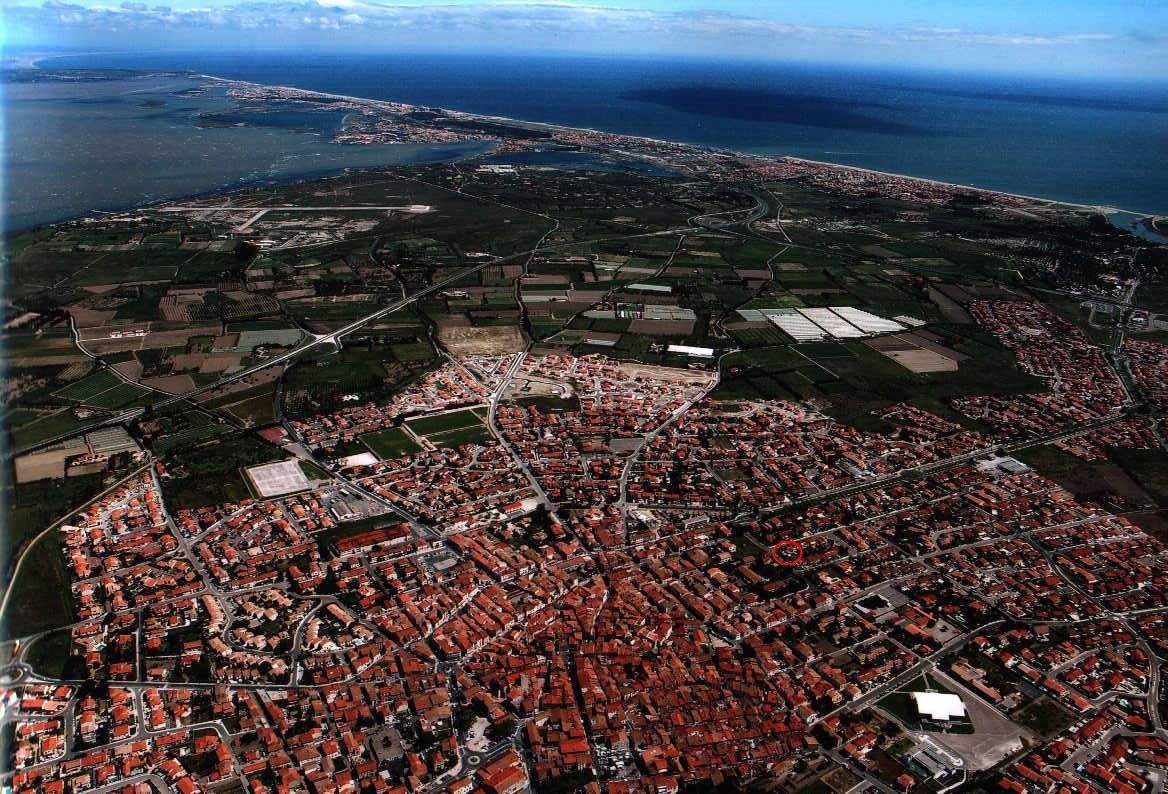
771;540;803;567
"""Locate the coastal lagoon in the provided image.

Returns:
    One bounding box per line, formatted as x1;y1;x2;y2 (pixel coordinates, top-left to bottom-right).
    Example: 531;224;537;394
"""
26;51;1168;218
2;72;488;231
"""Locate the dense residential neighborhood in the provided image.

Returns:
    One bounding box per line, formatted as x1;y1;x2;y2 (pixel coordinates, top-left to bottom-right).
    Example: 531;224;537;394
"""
6;323;1168;794
3;67;1168;794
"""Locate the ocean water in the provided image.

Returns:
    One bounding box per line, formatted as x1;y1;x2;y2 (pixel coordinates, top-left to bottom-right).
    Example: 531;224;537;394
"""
7;51;1168;229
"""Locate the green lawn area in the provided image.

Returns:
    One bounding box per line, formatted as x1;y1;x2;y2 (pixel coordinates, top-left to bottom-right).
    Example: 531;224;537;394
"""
2;532;74;640
510;394;582;412
362;427;422;460
159;432;283;510
299;460;330;480
23;629;72;678
875;673;974;734
405;408;485;436
428;424;494;449
1012;696;1076;738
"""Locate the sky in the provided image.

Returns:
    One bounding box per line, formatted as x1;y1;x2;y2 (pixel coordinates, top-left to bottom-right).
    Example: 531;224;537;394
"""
4;0;1167;79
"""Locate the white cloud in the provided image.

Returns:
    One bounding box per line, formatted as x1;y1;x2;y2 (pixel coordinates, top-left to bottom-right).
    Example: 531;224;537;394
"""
1;0;1132;53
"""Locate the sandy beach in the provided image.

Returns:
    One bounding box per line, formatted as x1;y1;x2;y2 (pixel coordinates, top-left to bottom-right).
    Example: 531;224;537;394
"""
198;73;1130;217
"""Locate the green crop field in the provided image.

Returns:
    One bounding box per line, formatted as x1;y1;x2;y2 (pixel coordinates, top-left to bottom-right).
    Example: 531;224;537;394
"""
53;369;121;402
724;346;804;370
11;410;91;449
84;382;151;409
727;326;789;347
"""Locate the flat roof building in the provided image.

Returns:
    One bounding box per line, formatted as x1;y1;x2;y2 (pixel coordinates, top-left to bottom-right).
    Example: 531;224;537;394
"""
667;344;715;358
87;426;140;457
911;692;966;722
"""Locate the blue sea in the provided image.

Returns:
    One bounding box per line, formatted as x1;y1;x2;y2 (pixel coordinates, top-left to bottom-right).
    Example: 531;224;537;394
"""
6;51;1168;231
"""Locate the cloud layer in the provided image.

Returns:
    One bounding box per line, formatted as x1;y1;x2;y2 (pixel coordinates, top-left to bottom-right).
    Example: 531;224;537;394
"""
4;1;1162;77
2;1;1125;41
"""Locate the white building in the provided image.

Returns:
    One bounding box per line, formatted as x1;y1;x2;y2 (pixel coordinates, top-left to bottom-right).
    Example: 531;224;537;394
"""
911;692;966;722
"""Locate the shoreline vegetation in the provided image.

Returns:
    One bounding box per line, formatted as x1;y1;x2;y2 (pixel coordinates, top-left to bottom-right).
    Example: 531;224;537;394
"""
8;56;1161;232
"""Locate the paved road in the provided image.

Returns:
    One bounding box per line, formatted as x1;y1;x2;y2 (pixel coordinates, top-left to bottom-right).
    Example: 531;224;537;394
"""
6;245;547;460
154;205;430;211
0;462;156;623
750;411;1131;522
614;355;725;528
7;209;732;463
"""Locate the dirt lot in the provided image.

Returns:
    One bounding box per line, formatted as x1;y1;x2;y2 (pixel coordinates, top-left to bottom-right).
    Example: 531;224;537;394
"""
14;441;88;484
80;323;220;355
10;355;89;367
198;353;244;374
627;319;695;336
142;374;197;395
924;669;1033;771
438;325;526;355
1128;510;1168;542
193;365;283;403
867;333;965;373
884;348;959;373
503;376;571;400
928;286;973;324
112;359;144;381
1017;446;1151;508
619;362;715;385
67;307;118;327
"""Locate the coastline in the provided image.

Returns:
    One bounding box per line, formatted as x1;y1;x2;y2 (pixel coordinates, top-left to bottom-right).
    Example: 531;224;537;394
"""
4;147;487;234
781;156;1120;215
9;57;1163;229
201;72;1125;216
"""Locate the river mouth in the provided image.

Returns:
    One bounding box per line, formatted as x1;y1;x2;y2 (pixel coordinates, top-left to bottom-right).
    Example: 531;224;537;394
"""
1108;211;1168;244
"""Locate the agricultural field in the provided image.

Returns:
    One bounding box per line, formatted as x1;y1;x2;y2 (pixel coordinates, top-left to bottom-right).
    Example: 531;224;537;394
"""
1;94;1165;794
